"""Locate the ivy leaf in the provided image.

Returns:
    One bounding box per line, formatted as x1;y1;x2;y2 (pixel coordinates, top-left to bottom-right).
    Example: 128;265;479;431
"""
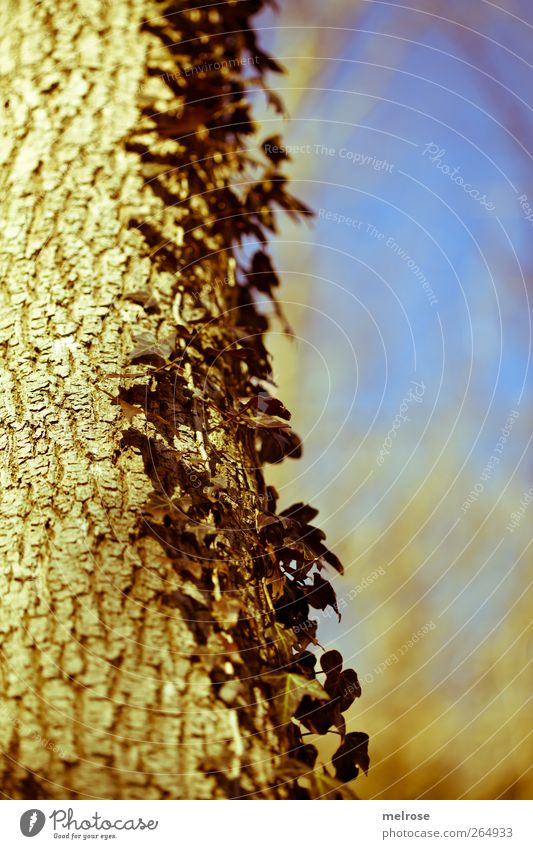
182;522;217;547
239;390;290;421
277;507;344;573
202;475;228;500
295;618;318;650
258;426;302;464
294;696;334;735
307;768;359;800
280;502;319;525
257;512;280;530
289;742;318;768
255;48;286;75
247;250;280;296
320;650;343;675
265;620;297;657
275;582;309;630
117;397;145;423
320;548;344;574
263;86;287;117
240;410;293;430
304;572;340;620
128;330;176;364
265;673;328;724
331;701;346;738
324;668;362;711
141;492;190;524
286;650;317;680
341;668;362;706
123;289;160;312
266;570;286;602
332;732;370;782
98;387;146;424
148;107;213;137
262;135;290;166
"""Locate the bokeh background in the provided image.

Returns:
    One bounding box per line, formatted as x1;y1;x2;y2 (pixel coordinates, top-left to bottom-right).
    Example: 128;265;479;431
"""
253;0;532;799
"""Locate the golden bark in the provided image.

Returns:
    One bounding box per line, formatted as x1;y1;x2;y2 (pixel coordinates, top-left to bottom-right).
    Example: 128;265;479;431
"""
0;0;292;799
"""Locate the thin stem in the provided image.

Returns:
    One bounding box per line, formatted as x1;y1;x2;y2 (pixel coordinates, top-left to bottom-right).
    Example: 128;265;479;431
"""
300;729;342;738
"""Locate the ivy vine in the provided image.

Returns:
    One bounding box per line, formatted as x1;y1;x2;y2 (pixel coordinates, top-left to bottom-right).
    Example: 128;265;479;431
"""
107;0;369;799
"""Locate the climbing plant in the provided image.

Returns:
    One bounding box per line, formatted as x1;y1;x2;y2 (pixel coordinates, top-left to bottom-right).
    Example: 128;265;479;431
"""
107;0;369;799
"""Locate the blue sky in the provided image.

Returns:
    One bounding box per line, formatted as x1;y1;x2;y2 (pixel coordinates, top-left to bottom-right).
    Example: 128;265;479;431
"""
255;1;531;458
253;1;532;796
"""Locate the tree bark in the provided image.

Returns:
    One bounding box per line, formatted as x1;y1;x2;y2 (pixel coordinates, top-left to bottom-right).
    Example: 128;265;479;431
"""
0;0;295;799
1;0;364;802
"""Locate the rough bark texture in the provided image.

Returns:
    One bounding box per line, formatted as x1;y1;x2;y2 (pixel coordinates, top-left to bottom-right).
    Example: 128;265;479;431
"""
0;0;292;799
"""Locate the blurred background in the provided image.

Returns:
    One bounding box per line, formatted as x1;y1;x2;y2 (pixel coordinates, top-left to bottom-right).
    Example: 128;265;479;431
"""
253;0;532;799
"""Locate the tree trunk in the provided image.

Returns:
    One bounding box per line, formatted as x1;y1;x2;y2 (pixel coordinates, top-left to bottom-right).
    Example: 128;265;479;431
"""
0;0;293;800
1;0;363;801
